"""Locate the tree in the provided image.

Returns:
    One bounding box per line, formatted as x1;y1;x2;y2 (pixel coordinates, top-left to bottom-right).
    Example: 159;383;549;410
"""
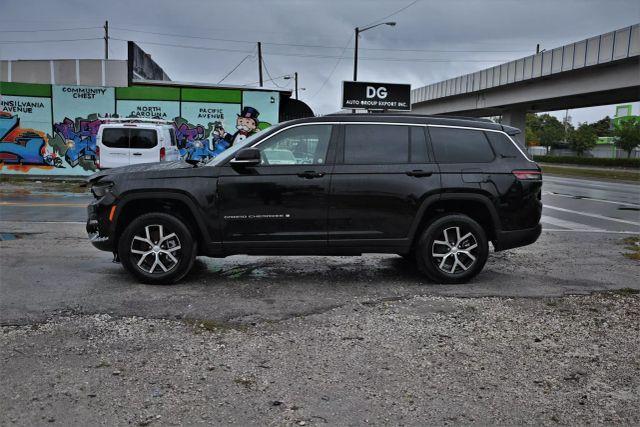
570;122;598;156
613;117;640;158
591;116;613;137
537;114;566;148
525;113;541;146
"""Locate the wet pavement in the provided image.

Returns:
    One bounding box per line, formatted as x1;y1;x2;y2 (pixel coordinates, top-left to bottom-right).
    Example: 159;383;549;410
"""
0;174;638;231
0;174;638;326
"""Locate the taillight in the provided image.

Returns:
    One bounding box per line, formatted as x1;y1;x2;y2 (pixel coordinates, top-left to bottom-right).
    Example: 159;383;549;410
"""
160;147;166;161
96;145;100;169
512;170;542;180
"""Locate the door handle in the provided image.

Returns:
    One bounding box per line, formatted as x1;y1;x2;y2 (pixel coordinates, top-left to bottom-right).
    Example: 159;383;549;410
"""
405;170;432;177
132;152;142;156
297;171;325;179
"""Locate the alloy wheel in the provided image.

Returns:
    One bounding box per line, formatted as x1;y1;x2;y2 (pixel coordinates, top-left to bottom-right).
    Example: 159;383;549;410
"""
130;224;182;274
431;226;478;274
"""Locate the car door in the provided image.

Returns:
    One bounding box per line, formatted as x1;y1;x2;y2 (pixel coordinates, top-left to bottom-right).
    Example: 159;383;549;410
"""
329;123;441;248
129;127;160;165
217;123;336;249
426;125;496;192
98;127;130;168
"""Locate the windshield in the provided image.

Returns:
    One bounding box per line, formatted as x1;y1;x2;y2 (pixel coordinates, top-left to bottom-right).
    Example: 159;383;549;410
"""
207;125;276;166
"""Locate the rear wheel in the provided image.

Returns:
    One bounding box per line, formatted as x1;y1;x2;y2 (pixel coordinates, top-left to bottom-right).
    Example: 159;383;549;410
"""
118;212;196;285
415;214;488;284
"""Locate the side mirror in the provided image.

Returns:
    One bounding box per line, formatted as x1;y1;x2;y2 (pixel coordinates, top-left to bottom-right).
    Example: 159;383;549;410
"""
230;148;261;166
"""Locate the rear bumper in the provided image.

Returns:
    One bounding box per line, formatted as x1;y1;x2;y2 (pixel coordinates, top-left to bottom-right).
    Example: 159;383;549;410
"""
493;223;541;251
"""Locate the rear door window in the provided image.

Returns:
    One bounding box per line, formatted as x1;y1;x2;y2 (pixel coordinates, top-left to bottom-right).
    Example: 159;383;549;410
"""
129;129;158;149
485;131;523;159
428;127;495;163
169;128;177;147
101;128;129;148
344;124;409;164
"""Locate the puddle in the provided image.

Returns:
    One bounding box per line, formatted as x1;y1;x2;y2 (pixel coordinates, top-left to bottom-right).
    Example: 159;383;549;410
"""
0;232;40;241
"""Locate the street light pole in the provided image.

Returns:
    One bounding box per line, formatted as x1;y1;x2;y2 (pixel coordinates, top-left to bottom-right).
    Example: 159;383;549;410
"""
351;21;396;112
353;27;359;82
295;72;299;100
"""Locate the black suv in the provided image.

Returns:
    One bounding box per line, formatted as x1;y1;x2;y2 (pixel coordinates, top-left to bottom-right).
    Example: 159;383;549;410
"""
87;114;542;285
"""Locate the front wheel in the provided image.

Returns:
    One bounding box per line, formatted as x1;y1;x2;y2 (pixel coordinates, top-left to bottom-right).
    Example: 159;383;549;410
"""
118;212;196;285
415;214;489;284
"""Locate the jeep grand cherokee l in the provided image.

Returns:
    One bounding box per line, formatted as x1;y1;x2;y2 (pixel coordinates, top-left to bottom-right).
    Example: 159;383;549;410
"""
86;114;542;285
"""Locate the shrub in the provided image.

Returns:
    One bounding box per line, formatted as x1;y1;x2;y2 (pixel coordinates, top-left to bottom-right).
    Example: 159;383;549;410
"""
532;155;640;168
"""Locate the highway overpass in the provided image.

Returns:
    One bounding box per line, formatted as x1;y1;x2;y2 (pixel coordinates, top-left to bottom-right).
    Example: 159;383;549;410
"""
410;24;640;146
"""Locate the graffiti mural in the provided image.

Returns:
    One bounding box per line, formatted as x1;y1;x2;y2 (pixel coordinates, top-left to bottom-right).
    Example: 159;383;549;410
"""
173;118;228;162
0;112;62;169
49;116;106;171
173;106;271;163
0;82;282;175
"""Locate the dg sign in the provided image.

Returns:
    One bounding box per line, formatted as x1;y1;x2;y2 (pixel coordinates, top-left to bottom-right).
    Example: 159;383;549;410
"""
342;81;411;111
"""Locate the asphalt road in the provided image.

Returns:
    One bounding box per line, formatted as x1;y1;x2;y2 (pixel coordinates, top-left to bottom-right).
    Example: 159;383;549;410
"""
1;174;638;231
0;174;638;326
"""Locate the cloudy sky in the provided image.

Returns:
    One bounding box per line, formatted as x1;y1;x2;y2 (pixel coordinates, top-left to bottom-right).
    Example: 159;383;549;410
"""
1;0;638;123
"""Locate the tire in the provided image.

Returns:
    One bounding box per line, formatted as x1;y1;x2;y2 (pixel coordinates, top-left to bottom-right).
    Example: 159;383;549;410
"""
118;212;197;285
398;252;416;263
415;214;489;284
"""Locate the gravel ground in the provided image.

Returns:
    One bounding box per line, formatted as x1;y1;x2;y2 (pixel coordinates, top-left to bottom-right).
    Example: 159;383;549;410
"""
1;293;639;426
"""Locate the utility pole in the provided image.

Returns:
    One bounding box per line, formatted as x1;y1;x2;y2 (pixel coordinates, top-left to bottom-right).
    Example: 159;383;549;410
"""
104;20;109;60
536;43;540;54
294;72;298;100
257;42;263;87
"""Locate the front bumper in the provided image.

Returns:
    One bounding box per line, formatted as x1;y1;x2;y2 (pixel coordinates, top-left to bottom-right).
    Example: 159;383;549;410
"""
87;202;114;252
493;223;542;251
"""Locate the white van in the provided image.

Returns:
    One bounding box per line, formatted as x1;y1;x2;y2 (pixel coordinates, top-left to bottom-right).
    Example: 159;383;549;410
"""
96;118;180;169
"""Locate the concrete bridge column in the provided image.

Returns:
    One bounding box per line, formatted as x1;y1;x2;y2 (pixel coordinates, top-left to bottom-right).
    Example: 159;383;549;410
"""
501;108;527;148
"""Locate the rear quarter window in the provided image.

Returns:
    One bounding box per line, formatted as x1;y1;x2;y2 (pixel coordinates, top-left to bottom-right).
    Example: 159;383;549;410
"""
485;131;524;159
428;127;495;163
169;128;177;146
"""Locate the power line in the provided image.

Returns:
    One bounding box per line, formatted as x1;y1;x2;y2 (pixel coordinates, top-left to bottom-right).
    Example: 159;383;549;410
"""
362;0;421;28
310;34;353;100
111;26;254;45
261;57;289;89
111;38;512;62
218;51;255;84
0;37;102;44
110;26;529;53
110;37;253;53
0;26;101;33
242;73;292;87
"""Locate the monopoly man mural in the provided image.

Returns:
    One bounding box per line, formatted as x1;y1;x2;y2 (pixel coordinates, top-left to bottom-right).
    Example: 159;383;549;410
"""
216;106;260;146
0;82;279;176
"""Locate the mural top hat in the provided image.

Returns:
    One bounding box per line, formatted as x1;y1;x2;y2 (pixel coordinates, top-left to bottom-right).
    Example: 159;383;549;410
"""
238;106;260;124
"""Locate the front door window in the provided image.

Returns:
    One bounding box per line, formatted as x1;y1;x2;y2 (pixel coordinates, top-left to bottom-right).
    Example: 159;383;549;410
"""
257;124;332;166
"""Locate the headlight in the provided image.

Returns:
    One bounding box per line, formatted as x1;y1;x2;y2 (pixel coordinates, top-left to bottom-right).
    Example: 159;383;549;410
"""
91;182;113;198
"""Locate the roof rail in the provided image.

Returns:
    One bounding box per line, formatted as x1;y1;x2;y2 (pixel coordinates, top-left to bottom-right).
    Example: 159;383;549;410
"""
100;117;173;125
324;111;495;123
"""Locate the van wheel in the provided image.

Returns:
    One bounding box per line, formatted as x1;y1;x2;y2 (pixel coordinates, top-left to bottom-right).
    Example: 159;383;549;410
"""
415;214;488;284
118;212;196;285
